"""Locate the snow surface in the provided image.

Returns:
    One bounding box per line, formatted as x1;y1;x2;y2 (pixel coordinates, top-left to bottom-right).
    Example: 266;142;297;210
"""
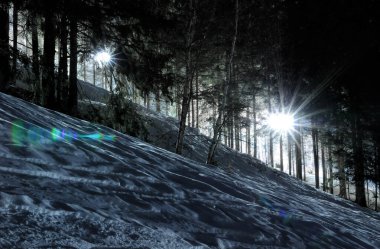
77;80;110;103
1;92;380;249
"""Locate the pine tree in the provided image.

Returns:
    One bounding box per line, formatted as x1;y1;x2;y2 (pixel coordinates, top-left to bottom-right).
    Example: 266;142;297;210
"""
68;5;77;114
207;0;239;164
40;0;57;108
0;1;10;91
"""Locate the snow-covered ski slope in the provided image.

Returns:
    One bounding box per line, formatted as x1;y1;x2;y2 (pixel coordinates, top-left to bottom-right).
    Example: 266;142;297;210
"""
0;92;380;249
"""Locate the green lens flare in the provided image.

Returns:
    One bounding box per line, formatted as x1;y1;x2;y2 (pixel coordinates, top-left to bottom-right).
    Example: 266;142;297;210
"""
51;128;61;141
11;120;26;146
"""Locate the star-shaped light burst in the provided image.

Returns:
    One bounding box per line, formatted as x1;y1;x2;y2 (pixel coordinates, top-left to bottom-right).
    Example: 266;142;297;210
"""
267;112;295;133
94;50;112;67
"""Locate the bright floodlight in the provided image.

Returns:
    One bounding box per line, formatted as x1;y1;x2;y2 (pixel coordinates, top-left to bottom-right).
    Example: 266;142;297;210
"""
94;51;111;65
268;113;294;132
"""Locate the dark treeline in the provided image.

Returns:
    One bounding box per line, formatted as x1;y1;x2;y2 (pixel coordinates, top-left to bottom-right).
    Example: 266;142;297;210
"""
0;0;379;209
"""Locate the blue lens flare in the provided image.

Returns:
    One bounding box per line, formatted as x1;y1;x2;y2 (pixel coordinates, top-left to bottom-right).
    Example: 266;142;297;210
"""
10;120;117;146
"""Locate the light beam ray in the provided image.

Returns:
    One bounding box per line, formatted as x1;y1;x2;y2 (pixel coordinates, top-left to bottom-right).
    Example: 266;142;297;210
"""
293;61;350;116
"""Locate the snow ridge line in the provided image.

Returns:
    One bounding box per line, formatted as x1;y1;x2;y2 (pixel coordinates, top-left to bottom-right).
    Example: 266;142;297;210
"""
0;166;120;187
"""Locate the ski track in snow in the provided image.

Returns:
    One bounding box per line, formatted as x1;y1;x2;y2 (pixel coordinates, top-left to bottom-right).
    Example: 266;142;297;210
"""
1;93;380;249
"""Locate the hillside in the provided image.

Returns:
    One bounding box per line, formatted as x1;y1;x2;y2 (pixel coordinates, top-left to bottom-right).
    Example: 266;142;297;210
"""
1;92;380;248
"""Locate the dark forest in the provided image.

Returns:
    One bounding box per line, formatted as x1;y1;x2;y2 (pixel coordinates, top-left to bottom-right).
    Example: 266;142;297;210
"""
1;0;380;211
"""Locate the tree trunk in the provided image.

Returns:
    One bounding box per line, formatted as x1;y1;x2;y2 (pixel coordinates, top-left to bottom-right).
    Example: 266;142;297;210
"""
375;182;378;211
83;59;86;82
207;107;223;165
268;83;274;168
351;112;366;207
176;84;181;119
147;93;151;110
288;133;292;176
376;139;380;211
280;134;283;172
93;62;96;85
235;115;240;151
367;180;370;207
338;137;347;198
226;125;230;147
224;126;228;145
207;0;239;164
58;13;68;108
0;1;10;91
240;127;243;153
226;58;234;150
312;126;320;188
295;126;302;180
175;68;191;154
247;107;251;155
269;131;274;168
253;94;257;158
328;141;334;194
302;130;306;180
196;70;199;129
132;84;136;102
31;11;40;102
292;154;295;176
339;169;346;198
41;4;57;108
322;144;327;192
187;105;191;127
68;14;78;114
155;90;160;112
12;0;18;77
191;74;195;127
109;68;113;92
176;0;197;155
229;118;234;149
347;176;350;200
